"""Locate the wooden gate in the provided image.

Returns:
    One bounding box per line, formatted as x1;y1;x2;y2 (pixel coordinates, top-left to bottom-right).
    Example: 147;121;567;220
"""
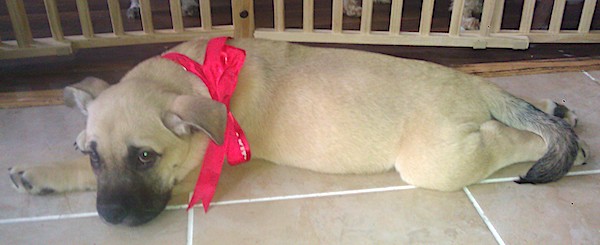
254;0;599;49
1;0;253;59
1;0;599;59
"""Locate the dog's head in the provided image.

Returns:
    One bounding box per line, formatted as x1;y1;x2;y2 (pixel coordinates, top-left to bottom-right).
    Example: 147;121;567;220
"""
65;76;226;226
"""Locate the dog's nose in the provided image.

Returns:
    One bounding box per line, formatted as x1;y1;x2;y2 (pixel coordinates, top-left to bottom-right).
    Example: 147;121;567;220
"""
97;204;128;225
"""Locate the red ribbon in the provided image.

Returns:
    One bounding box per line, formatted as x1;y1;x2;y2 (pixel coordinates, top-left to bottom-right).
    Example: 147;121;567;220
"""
162;37;251;212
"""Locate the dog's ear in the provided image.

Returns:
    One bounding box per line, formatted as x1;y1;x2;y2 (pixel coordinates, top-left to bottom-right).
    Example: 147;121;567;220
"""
64;77;110;115
75;130;87;152
163;95;227;145
63;77;110;115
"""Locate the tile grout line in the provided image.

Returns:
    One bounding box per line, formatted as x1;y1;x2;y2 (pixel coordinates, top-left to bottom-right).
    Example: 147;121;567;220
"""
581;70;600;85
564;168;600;176
463;187;506;245
205;185;418;208
193;168;600;209
165;185;419;211
478;176;519;184
479;168;600;184
187;192;194;245
1;168;599;225
0;212;98;225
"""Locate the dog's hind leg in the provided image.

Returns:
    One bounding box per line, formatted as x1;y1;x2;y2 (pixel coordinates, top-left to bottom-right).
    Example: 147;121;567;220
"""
8;156;95;195
395;120;588;191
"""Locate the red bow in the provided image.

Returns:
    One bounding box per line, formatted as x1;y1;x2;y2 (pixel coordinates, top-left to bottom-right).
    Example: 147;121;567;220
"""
162;37;251;212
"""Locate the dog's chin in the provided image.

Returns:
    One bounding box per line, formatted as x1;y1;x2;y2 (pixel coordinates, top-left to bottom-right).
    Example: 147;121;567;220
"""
97;191;172;226
99;204;169;226
98;203;169;226
118;210;164;226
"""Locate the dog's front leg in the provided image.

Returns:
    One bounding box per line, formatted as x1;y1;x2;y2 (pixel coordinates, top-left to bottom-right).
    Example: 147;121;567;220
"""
8;156;96;195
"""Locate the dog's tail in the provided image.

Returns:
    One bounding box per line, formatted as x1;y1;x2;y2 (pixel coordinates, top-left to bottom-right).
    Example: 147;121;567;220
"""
485;89;579;184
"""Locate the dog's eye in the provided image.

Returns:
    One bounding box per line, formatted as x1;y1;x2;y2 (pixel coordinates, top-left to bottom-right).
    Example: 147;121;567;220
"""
89;151;100;165
84;141;101;170
138;150;159;169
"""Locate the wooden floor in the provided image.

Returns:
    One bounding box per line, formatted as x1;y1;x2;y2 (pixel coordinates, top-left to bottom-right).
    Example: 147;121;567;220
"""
1;0;600;107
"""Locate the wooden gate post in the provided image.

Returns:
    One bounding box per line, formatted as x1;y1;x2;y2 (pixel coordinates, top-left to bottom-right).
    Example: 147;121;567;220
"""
6;0;33;47
232;0;255;38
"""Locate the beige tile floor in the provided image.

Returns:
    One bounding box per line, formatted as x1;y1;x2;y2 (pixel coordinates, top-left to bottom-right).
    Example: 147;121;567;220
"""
1;71;599;244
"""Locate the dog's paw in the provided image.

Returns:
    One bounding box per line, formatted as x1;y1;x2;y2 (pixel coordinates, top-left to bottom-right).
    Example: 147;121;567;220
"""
461;17;480;30
574;140;590;166
8;166;58;195
127;6;141;19
553;103;578;128
539;99;578;127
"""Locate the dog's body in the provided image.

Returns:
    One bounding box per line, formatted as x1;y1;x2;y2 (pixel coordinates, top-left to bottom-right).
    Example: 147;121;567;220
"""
9;38;588;226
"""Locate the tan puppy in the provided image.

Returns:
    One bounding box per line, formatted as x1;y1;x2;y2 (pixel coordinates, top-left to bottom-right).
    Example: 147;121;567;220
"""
9;38;588;226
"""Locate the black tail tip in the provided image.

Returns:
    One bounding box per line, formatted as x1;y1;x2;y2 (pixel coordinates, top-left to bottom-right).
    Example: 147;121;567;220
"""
514;176;538;185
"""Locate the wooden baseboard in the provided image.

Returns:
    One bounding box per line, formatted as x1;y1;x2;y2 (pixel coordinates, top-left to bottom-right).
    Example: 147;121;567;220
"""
454;56;600;77
0;90;64;109
1;57;599;109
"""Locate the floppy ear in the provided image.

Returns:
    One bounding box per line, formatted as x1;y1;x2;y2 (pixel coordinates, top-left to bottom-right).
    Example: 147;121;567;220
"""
64;77;110;115
162;95;227;145
75;130;87;152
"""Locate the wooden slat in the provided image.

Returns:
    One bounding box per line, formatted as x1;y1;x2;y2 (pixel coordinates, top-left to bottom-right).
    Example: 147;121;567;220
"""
0;38;73;59
76;0;94;38
43;0;64;41
254;29;529;49
332;0;343;33
6;0;33;47
419;0;435;36
495;30;600;43
389;0;404;34
479;0;496;37
200;0;212;30
232;0;255;38
360;0;373;34
578;0;597;33
107;0;125;36
519;0;535;33
169;0;184;32
449;0;465;36
274;0;285;32
303;0;314;32
140;0;154;34
68;28;233;49
490;0;505;33
548;0;566;34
